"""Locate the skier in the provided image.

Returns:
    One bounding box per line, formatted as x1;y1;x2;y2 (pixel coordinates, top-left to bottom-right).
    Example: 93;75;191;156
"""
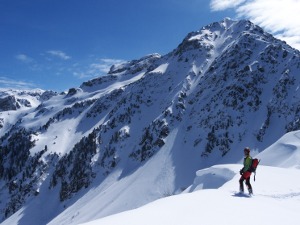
239;147;253;195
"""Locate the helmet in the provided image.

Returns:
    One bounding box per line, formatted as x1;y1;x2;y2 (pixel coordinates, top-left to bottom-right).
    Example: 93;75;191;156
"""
244;147;250;153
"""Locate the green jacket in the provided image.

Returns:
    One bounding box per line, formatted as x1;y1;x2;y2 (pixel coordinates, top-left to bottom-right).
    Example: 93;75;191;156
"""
242;156;252;172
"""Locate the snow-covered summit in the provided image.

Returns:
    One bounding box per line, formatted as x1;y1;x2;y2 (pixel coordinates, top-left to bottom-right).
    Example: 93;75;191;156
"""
174;18;295;58
0;89;50;111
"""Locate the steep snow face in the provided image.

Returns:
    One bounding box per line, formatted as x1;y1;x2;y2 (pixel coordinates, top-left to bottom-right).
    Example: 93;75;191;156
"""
1;18;300;225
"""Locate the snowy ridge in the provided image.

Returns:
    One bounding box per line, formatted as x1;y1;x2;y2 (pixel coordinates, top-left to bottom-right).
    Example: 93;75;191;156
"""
1;18;300;224
256;130;300;169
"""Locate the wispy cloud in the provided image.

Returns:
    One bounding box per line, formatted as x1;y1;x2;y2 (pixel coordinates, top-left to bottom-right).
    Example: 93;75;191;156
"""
210;0;300;50
15;54;34;63
0;76;37;90
47;50;71;60
210;0;245;11
73;58;125;79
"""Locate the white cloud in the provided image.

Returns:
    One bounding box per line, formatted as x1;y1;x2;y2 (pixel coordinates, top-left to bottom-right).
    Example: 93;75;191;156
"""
47;50;71;60
15;54;34;63
210;0;245;11
210;0;300;50
0;76;36;89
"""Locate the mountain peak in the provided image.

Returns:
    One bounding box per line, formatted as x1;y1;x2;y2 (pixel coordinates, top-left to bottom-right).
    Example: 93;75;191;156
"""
173;17;294;59
1;18;300;225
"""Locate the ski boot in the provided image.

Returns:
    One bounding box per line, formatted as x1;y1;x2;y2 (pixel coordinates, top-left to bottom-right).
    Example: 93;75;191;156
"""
248;188;253;195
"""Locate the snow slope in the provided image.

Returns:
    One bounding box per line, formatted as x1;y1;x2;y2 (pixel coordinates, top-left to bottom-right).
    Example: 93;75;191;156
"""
81;131;300;225
82;165;300;225
256;131;300;169
3;130;300;225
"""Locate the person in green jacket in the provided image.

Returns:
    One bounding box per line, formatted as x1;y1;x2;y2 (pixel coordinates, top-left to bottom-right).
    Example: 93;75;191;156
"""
239;147;253;194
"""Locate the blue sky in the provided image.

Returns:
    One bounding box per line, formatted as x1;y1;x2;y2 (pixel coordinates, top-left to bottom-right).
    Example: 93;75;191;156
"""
1;0;300;91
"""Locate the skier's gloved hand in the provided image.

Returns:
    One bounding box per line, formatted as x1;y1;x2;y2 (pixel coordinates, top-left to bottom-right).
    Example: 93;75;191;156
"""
239;170;243;175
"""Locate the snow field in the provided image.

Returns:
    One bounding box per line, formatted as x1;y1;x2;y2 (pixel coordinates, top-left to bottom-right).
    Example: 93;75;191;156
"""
82;165;300;225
